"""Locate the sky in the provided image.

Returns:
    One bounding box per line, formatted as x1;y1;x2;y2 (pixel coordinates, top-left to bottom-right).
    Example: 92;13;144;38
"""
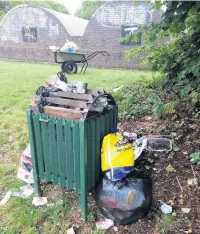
57;0;83;15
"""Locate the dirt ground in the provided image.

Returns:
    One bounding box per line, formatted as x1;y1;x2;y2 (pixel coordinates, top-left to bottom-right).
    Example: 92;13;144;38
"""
76;117;200;234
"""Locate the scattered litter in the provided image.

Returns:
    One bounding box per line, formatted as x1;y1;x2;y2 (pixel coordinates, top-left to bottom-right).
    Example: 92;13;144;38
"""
181;208;191;213
66;227;76;234
32;197;47;206
101;133;134;181
96;218;114;230
20;184;34;197
143;138;172;152
123;132;137;142
160;203;172;214
0;191;12;206
11;192;25;198
187;178;198;185
17;144;33;184
134;146;144;160
112;226;118;232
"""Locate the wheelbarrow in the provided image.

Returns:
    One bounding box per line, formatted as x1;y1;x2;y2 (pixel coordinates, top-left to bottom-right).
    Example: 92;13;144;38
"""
53;50;110;74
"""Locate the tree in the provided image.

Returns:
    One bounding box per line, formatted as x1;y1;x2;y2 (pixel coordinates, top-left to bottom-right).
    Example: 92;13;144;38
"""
0;0;69;21
75;0;102;20
126;1;200;117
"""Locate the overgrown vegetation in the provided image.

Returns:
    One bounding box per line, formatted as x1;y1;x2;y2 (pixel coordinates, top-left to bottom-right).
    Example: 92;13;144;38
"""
0;0;69;21
125;1;200;120
112;74;165;120
75;0;101;20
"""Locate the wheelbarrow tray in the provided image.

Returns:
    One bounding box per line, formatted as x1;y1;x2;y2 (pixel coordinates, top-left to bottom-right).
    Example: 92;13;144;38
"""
55;51;85;63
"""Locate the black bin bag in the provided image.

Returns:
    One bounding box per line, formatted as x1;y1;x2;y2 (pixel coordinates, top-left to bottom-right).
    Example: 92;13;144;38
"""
95;175;152;225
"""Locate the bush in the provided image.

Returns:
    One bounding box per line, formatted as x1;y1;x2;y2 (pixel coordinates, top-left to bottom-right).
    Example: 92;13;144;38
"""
112;75;164;120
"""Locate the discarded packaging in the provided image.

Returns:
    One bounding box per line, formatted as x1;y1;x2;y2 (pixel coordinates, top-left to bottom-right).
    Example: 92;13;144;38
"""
134;146;144;160
160;203;172;214
96;218;114;230
101;133;134;181
96;175;152;225
17;157;33;184
143;138;172;152
123;132;137;142
181;208;191;213
32;197;47;206
20;184;34;197
0;191;12;206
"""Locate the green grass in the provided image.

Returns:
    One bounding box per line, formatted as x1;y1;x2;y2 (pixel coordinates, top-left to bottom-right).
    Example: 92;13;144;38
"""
0;60;154;233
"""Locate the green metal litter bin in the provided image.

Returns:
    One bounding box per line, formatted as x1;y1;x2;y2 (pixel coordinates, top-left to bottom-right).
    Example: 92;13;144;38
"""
27;106;117;219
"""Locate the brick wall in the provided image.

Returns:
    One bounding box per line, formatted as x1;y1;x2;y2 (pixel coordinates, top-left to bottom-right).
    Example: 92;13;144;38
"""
0;2;163;69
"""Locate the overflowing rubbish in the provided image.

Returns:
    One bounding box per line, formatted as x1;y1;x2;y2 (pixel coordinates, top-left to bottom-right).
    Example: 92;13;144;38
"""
101;133;134;181
0;191;12;206
32;197;47;206
31;72;115;119
96;218;114;230
95;175;152;225
160;203;173;214
17;144;33;184
60;40;80;53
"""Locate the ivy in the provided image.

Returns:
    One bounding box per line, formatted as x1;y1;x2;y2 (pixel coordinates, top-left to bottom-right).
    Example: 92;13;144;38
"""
125;1;200;117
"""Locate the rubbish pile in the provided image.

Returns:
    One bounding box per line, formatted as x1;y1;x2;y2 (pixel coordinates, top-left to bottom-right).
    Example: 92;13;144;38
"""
49;39;79;53
30;72;115;118
95;131;173;226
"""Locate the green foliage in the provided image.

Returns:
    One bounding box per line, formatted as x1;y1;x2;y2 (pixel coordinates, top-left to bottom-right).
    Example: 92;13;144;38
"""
126;1;200;117
91;229;105;234
87;213;95;223
75;0;101;20
0;0;69;16
190;152;200;165
152;98;164;119
112;74;165;120
156;214;181;233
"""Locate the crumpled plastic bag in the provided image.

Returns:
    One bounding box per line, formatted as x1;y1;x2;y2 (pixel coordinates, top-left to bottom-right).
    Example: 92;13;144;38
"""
101;133;134;181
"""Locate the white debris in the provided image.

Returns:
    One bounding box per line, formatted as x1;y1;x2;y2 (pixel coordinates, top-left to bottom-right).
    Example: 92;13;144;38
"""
96;218;114;230
181;208;191;213
20;184;34;198
32;197;47;206
66;227;75;234
160;203;173;214
187;178;198;185
0;191;12;206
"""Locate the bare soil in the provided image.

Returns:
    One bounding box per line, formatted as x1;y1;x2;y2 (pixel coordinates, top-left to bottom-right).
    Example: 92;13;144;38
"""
84;117;200;234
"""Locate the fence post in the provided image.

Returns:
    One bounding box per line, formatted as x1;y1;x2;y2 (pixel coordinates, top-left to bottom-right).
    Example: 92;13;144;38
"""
79;119;87;220
26;110;41;196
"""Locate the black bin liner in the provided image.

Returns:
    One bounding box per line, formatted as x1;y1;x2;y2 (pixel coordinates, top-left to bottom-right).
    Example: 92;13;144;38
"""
95;175;152;225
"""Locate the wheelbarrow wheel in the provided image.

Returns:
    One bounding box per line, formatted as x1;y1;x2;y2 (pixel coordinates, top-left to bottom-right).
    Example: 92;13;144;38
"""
62;62;78;74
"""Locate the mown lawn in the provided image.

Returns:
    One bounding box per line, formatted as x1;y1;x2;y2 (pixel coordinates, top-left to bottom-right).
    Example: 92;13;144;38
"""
0;60;154;234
